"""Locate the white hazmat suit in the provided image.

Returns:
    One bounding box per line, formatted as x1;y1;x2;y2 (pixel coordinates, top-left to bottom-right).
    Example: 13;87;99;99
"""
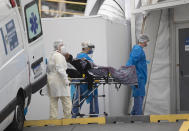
47;51;72;119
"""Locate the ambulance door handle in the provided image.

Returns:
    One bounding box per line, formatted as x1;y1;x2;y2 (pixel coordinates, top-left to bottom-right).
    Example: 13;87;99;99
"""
5;35;9;44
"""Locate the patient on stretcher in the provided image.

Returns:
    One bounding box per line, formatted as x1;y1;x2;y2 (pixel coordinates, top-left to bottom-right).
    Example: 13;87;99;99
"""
65;54;138;86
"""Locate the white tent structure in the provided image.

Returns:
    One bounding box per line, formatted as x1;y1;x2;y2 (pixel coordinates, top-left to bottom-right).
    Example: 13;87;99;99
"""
85;0;189;115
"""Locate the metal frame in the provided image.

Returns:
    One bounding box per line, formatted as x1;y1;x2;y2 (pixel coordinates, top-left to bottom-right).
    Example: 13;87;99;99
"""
71;77;136;117
38;0;86;17
131;0;136;45
176;23;180;113
169;9;177;114
45;0;87;5
41;9;84;16
72;84;105;117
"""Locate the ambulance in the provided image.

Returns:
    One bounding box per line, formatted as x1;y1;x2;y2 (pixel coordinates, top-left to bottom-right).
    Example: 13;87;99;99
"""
0;0;46;130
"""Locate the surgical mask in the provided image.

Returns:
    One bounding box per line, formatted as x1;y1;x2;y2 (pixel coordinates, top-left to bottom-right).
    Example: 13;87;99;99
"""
87;50;93;54
60;46;67;54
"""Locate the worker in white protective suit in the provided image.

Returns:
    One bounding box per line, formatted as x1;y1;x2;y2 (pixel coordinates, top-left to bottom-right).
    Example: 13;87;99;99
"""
47;40;72;119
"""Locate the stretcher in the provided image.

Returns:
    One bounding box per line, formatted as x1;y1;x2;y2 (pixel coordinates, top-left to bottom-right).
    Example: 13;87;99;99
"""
70;77;137;117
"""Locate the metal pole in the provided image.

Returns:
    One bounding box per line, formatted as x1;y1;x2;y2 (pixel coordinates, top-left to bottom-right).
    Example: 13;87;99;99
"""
78;85;81;114
45;0;87;5
131;0;136;46
103;84;106;115
41;9;84;16
141;16;147;34
38;0;42;17
79;87;98;105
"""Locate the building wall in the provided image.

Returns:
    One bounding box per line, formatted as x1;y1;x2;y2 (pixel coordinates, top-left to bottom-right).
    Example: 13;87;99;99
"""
174;4;189;22
106;20;131;116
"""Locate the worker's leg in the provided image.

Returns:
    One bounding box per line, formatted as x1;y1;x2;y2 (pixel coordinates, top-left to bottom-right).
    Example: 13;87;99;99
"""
72;89;79;118
136;96;144;115
70;84;76;100
89;89;99;117
61;96;72;119
49;97;59;119
131;96;144;115
131;97;136;115
72;89;85;118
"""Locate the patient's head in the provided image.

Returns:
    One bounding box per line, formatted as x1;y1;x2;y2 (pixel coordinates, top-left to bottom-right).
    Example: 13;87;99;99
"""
65;53;73;63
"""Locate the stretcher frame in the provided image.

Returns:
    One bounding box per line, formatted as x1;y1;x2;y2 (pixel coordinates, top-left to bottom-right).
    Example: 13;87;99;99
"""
70;77;137;117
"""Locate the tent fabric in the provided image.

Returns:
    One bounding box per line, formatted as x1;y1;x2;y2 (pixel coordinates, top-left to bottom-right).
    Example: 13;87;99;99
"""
84;0;129;23
141;0;170;6
141;0;159;5
84;0;98;15
97;0;126;24
144;10;171;114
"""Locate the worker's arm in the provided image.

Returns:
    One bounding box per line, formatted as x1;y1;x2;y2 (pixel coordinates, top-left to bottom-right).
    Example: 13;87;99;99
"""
55;54;70;85
126;46;142;66
77;53;93;62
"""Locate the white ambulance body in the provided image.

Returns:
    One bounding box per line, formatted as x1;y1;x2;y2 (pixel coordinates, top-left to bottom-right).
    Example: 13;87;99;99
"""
0;0;46;130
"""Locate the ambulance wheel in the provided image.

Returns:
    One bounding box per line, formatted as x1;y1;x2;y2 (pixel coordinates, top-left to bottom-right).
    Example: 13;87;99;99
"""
6;96;25;131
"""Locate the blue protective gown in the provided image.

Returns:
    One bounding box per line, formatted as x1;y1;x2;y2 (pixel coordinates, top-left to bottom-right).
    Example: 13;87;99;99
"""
76;53;93;62
126;45;147;115
72;52;99;117
126;45;147;97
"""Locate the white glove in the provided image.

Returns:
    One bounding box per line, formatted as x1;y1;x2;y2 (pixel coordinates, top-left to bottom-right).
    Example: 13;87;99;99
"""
65;80;70;86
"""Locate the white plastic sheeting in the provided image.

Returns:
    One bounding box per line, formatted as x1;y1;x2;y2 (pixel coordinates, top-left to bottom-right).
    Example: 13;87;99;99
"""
141;0;159;5
97;0;126;24
141;0;151;6
84;0;99;16
131;9;171;114
141;0;175;5
142;10;171;114
174;4;189;22
84;0;132;21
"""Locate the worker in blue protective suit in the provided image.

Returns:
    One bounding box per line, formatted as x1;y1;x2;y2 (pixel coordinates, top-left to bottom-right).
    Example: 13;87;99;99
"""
72;42;99;118
126;34;150;115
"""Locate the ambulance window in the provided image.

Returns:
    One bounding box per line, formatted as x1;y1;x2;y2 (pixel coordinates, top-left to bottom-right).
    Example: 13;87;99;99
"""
5;20;19;51
24;1;42;43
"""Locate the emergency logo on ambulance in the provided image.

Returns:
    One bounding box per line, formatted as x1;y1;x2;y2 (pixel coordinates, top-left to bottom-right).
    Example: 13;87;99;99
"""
30;12;38;35
25;2;42;42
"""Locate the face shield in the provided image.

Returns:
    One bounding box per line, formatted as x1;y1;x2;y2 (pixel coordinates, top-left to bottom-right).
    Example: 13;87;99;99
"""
88;44;95;54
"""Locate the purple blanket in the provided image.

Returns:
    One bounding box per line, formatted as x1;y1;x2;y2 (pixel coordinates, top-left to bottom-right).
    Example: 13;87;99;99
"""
88;66;138;85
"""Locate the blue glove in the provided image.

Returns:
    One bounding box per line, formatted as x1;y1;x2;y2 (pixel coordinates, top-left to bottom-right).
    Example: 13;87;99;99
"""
146;60;150;64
